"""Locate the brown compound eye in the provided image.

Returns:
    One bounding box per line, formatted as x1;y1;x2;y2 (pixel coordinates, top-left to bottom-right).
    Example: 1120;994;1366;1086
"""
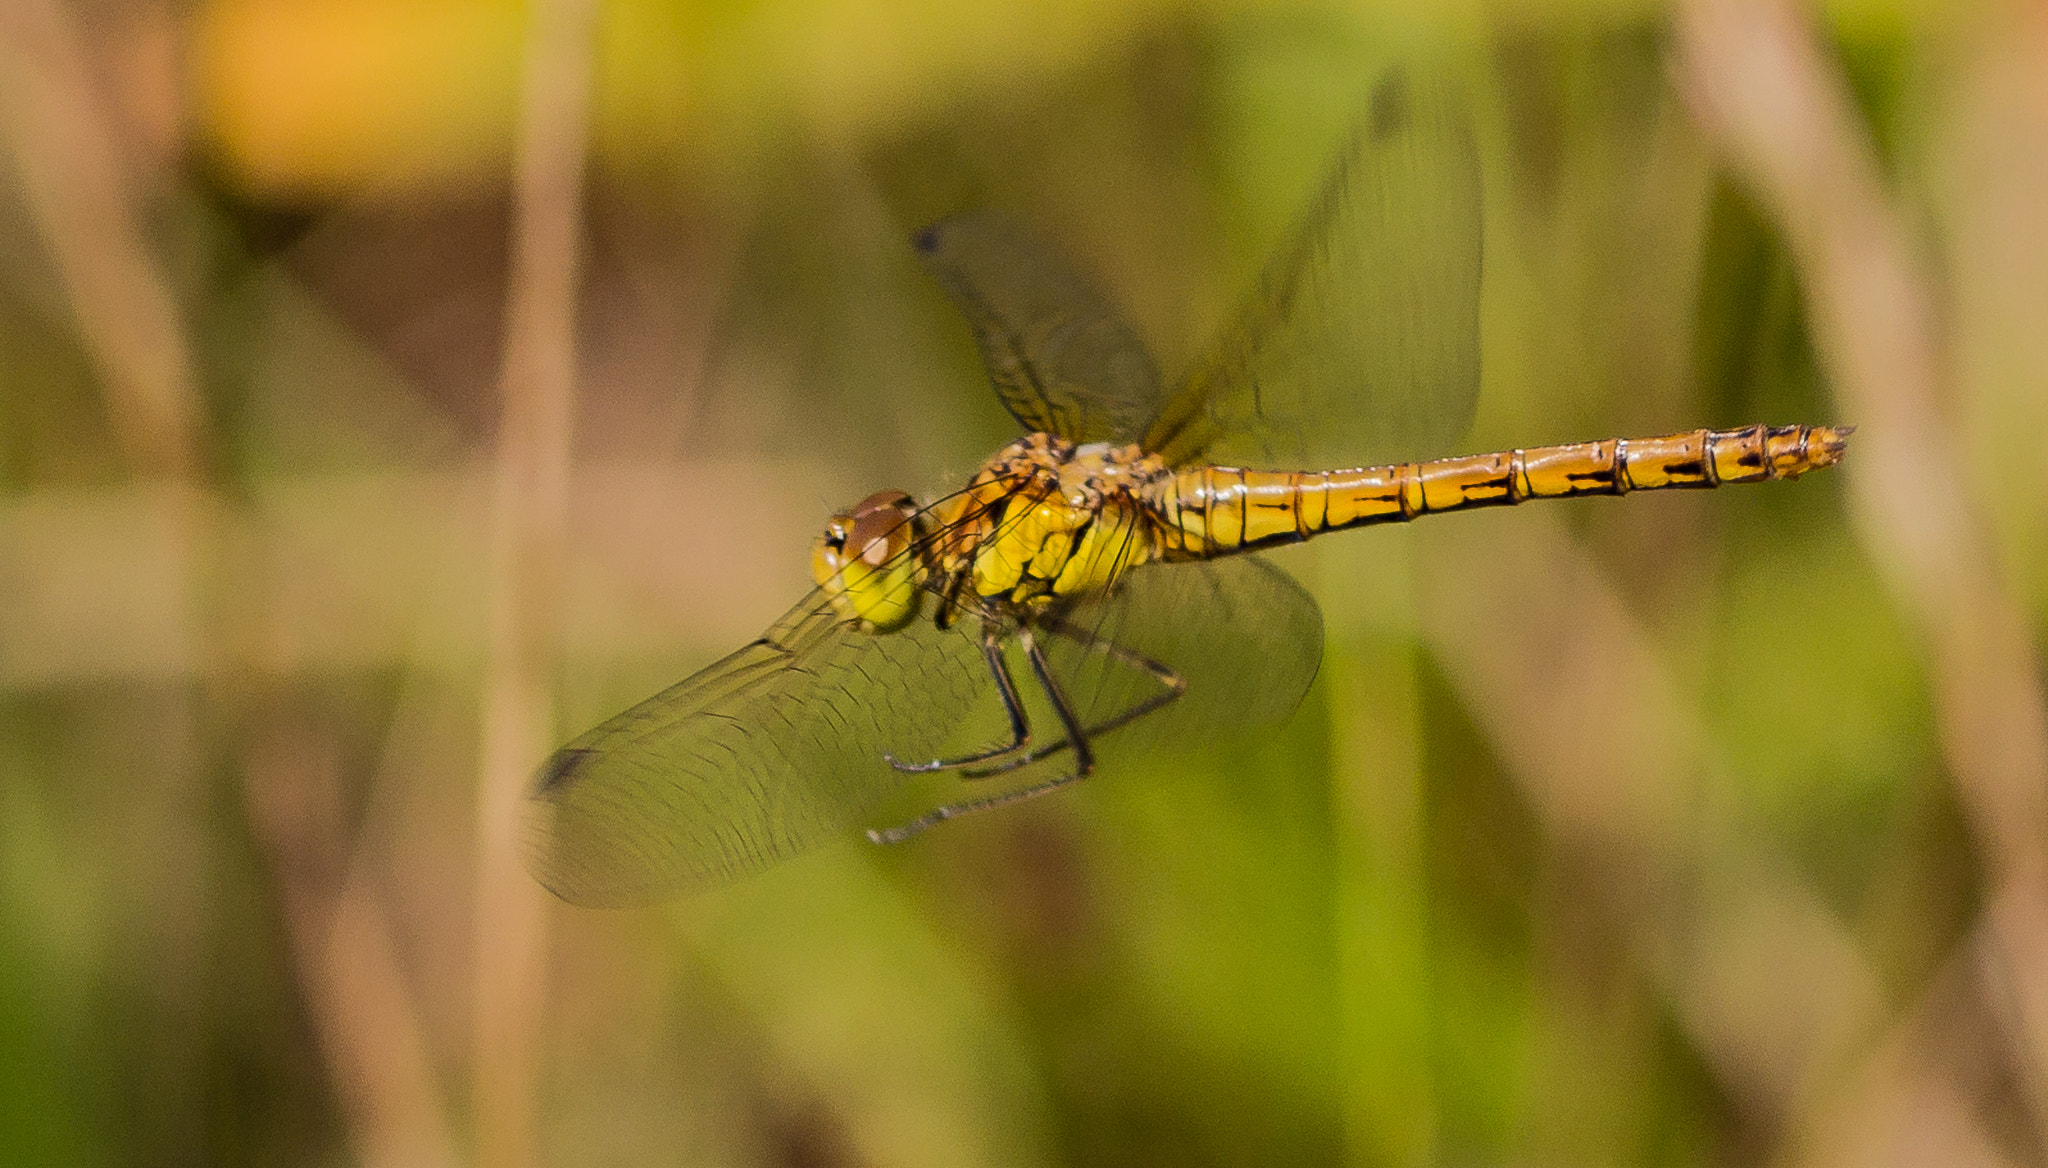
810;489;925;632
844;490;917;566
847;489;916;518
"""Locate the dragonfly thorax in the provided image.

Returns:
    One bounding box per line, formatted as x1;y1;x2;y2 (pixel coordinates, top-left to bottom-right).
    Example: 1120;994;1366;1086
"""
811;433;1176;636
929;433;1170;620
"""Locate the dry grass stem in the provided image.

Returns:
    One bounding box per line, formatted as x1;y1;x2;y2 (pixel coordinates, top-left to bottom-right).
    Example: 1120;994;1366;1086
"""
1783;948;2019;1168
246;720;460;1168
472;0;600;1163
1420;512;1883;1128
1674;0;2048;1151
0;0;199;477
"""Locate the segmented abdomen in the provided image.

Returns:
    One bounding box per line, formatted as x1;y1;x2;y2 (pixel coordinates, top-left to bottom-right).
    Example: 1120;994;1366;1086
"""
1149;423;1852;558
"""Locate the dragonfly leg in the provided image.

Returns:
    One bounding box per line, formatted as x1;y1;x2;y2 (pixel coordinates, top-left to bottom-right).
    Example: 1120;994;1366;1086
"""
883;625;1033;773
867;629;1095;845
959;615;1186;779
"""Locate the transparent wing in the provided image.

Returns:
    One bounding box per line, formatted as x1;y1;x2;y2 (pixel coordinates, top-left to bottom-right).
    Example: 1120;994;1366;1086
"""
525;586;989;907
915;210;1163;444
933;553;1322;797
1051;554;1323;760
1144;69;1484;469
527;493;1323;904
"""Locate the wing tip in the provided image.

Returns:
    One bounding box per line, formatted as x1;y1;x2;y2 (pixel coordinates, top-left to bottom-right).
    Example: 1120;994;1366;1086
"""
533;747;598;797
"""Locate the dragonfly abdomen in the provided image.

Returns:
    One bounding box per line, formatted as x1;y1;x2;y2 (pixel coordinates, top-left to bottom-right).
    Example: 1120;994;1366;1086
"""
1150;423;1851;557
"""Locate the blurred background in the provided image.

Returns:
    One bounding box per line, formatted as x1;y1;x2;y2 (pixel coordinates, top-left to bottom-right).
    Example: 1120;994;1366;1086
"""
4;0;2047;1165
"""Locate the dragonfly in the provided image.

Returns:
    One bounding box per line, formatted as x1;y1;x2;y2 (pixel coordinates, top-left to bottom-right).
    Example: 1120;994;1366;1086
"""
526;74;1849;906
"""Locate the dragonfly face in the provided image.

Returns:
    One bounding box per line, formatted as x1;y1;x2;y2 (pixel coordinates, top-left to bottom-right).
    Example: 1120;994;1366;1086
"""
811;489;926;633
525;71;1847;907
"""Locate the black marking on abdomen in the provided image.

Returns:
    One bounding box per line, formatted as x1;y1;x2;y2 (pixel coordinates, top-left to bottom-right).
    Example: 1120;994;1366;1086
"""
1566;469;1615;490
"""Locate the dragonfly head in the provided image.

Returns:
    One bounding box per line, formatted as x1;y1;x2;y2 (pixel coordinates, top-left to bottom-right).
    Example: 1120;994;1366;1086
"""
812;490;927;633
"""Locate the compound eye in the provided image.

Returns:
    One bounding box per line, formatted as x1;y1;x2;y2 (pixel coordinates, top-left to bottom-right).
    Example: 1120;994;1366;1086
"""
846;490;916;522
810;489;923;633
844;491;917;566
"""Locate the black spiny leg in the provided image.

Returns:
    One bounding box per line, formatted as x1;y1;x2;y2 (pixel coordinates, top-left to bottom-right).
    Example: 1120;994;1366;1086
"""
867;628;1097;845
884;624;1031;773
960;614;1185;778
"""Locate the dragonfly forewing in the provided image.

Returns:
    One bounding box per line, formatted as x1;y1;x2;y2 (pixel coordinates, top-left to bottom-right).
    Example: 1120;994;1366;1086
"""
1146;69;1484;469
528;509;1324;904
526;588;993;905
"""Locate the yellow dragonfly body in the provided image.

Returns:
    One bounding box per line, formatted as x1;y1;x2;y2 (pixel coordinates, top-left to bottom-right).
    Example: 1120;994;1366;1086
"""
527;74;1849;905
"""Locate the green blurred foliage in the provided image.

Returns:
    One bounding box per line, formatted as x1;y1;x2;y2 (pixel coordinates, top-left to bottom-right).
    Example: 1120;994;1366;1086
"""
2;1;2032;1166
